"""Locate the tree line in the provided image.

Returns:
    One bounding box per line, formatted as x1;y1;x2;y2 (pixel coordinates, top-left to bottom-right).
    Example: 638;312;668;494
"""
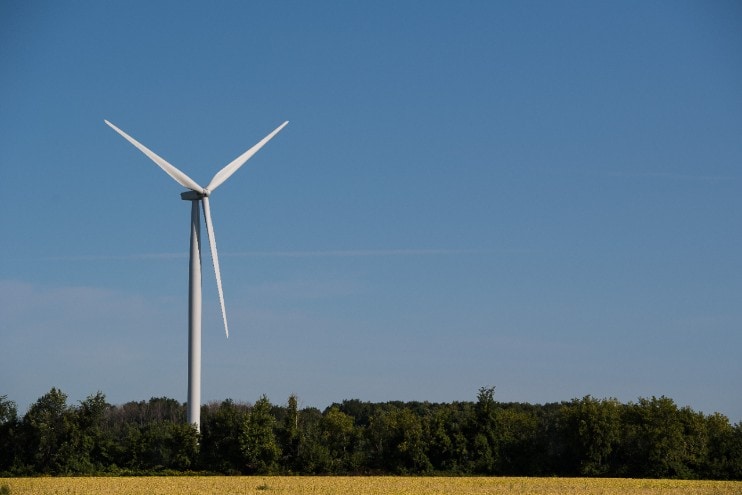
0;387;740;479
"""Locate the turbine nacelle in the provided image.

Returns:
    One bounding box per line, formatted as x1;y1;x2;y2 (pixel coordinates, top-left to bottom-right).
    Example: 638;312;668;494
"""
180;190;209;200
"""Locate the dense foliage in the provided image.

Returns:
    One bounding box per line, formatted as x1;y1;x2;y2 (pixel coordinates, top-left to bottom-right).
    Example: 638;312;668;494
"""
0;388;740;478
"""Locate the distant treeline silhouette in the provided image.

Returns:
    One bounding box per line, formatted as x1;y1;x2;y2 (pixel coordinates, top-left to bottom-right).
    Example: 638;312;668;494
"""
1;387;740;478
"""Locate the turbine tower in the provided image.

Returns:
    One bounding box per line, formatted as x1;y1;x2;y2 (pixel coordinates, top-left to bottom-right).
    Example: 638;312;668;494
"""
105;119;288;430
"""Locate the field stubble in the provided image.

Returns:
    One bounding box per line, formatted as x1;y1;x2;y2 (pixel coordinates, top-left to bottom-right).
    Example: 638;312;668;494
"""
2;476;741;495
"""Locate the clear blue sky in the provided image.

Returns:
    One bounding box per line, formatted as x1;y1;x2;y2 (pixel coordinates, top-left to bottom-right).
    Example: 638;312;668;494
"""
1;1;741;421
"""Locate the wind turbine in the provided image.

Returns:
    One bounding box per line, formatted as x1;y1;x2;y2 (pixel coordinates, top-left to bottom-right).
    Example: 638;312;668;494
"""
104;119;288;430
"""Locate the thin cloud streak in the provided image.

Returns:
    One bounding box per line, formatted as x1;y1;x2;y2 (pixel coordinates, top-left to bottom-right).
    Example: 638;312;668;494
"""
604;171;737;182
40;253;188;262
37;248;516;262
225;249;494;258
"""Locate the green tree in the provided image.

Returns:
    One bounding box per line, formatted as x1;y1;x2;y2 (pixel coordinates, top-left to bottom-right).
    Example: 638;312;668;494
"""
427;403;471;473
678;405;709;478
703;413;738;479
0;395;19;473
618;396;689;478
76;392;113;472
367;406;431;473
494;405;540;475
321;406;361;473
295;407;331;473
562;396;621;476
240;395;280;473
729;423;742;479
199;399;248;473
427;406;453;471
20;388;76;473
470;386;497;473
136;421;198;471
278;394;301;471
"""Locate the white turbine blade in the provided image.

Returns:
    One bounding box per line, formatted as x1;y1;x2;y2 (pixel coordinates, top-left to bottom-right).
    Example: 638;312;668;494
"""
201;196;229;338
104;120;204;193
206;121;289;193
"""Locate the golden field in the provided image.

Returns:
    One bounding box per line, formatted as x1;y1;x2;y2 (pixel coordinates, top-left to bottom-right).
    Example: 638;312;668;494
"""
2;476;741;495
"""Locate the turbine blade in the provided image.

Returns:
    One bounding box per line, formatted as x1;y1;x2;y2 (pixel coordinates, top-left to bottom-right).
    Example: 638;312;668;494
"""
201;196;229;338
206;121;289;193
104;120;204;193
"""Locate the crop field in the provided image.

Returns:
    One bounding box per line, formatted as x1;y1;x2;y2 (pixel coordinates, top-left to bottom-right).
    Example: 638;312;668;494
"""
2;476;741;495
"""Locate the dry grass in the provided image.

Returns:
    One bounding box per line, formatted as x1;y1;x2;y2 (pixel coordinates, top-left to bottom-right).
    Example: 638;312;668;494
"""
2;476;741;495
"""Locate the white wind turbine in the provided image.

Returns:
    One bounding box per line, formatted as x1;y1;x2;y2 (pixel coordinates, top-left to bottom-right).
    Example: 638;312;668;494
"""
105;119;288;430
